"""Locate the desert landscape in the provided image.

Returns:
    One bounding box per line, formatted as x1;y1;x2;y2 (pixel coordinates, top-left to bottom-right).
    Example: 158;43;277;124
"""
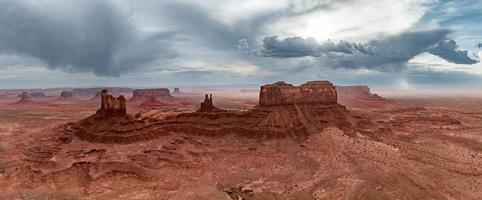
1;0;482;199
0;82;480;199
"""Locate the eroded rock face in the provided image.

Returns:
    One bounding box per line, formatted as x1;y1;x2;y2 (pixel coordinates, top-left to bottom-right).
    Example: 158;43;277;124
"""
259;81;337;106
97;90;127;116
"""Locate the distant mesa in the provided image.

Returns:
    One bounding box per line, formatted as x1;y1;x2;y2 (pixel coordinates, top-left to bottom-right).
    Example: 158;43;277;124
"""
336;85;384;101
68;80;351;144
16;91;33;104
73;87;132;97
130;88;171;101
0;94;8;99
130;88;190;106
30;92;48;98
58;91;75;100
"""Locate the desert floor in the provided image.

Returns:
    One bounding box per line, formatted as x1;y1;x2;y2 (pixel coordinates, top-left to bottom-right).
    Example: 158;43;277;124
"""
0;93;480;199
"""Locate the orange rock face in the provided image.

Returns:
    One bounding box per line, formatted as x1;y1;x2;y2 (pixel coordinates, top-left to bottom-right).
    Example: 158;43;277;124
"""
259;81;337;106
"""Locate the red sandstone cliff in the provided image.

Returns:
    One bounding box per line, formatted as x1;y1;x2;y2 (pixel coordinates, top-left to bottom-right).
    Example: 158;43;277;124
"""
97;90;127;116
259;81;337;106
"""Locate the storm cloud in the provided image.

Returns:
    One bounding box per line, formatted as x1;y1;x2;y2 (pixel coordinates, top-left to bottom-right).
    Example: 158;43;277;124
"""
428;40;478;64
258;29;479;69
0;0;173;76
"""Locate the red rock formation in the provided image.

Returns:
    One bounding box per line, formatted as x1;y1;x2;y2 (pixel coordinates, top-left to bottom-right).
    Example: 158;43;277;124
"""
97;90;127;116
58;91;75;100
130;88;190;106
259;81;337;106
70;80;350;144
336;85;384;101
130;88;171;101
199;94;223;112
16;91;32;103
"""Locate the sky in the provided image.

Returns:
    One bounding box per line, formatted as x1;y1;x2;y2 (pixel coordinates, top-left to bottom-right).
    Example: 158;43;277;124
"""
0;0;481;89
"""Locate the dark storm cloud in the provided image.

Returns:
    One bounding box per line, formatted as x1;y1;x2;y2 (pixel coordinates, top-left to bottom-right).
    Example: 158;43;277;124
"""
258;29;479;69
0;0;173;76
428;40;478;64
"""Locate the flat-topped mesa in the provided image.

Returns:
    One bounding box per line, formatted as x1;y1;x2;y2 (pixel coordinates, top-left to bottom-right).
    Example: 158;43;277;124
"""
259;81;338;106
59;91;73;97
97;90;127;116
30;92;47;98
198;94;223;112
130;88;171;101
336;85;384;100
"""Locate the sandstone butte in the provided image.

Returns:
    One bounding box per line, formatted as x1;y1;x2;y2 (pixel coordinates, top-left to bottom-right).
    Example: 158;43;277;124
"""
15;91;33;104
58;91;75;100
66;80;351;144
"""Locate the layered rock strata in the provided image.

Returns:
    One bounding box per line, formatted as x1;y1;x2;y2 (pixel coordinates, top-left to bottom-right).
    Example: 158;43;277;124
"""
69;81;350;144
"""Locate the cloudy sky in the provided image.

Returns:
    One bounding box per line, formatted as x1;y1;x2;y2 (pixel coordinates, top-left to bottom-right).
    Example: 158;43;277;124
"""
0;0;481;89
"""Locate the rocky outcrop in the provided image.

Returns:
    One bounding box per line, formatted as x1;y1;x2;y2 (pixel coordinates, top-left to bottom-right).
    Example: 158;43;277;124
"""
199;94;223;112
58;91;75;100
97;90;127;116
259;81;337;106
70;80;350;144
336;86;384;101
16;91;32;103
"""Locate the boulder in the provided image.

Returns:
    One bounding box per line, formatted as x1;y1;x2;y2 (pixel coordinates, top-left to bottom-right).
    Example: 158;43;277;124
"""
259;81;337;106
